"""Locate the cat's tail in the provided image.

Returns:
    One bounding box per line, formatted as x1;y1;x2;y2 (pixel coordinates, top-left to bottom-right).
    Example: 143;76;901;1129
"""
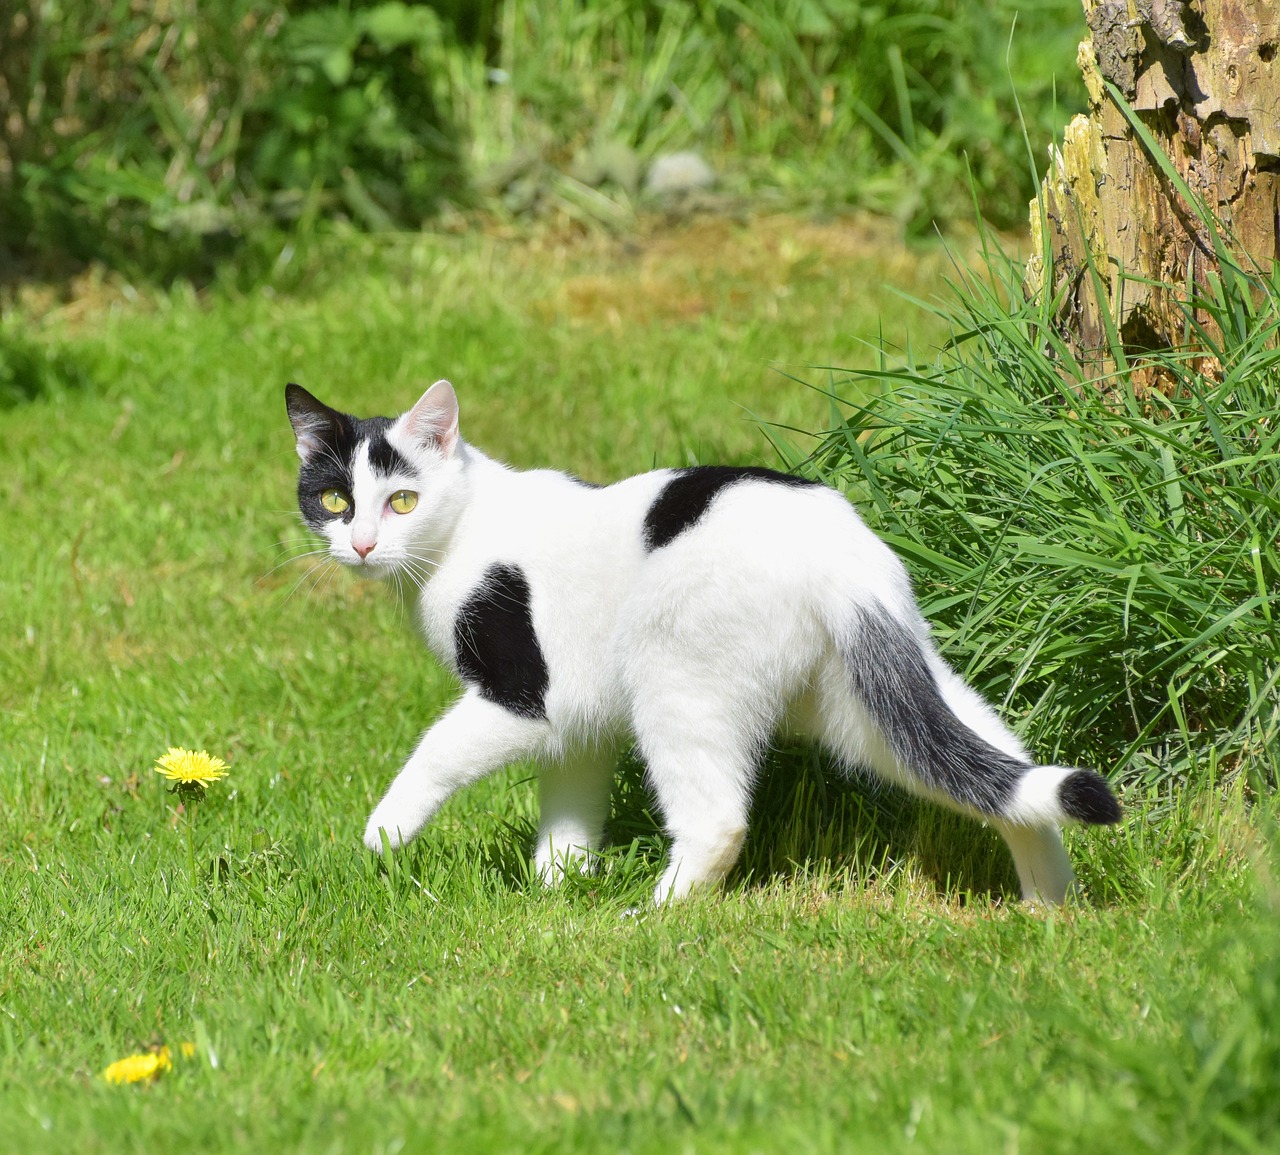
840;607;1121;827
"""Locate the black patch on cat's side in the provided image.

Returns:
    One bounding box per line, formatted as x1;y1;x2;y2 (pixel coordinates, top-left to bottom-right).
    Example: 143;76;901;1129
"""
842;609;1028;816
453;563;549;719
1058;768;1122;825
642;465;820;551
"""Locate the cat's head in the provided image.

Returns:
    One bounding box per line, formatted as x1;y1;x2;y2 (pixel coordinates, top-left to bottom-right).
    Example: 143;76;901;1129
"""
285;380;465;580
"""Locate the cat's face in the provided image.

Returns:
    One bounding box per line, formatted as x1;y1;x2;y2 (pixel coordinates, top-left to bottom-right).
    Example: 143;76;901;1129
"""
286;380;463;581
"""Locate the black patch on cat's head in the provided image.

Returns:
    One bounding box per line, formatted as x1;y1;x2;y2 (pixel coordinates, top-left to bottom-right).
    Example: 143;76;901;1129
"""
365;421;414;478
453;563;549;719
642;465;820;551
285;385;411;526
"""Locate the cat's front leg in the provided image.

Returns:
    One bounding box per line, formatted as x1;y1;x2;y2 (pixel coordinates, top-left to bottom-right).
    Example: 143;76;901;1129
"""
534;746;616;885
364;689;550;852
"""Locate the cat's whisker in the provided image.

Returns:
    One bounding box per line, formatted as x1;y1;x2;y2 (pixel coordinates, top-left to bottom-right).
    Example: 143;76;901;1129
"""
258;547;334;586
311;565;345;607
388;570;402;619
302;558;338;595
279;562;324;606
391;570;416;624
283;551;351;607
397;554;439;588
258;542;326;571
259;533;322;556
318;443;352;480
309;570;333;603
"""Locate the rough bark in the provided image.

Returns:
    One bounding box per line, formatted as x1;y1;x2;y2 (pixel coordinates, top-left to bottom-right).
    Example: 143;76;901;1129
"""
1025;0;1280;366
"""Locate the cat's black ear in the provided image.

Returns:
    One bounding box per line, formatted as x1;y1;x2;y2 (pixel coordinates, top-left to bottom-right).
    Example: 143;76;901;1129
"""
286;383;340;463
401;379;459;456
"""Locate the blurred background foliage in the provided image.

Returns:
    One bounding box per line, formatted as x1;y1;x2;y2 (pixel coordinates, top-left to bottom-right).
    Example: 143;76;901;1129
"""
0;0;1086;282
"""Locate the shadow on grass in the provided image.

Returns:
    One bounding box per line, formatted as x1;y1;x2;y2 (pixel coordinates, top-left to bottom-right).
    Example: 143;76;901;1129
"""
471;746;1022;907
733;745;1021;905
0;330;89;407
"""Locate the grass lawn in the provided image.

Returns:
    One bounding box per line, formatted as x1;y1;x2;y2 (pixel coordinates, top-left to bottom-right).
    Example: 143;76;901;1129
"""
1;215;1276;1153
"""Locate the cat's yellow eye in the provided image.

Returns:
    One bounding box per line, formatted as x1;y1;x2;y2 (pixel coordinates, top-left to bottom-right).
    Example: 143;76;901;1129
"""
320;489;351;514
389;490;418;515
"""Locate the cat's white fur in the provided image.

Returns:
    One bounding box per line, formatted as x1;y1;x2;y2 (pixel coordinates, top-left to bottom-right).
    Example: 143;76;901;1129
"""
291;380;1116;905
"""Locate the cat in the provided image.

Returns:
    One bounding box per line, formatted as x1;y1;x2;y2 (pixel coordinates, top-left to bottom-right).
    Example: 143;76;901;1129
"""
286;380;1121;905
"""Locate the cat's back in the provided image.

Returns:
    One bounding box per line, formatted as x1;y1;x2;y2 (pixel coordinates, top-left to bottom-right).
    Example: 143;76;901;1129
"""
637;464;838;554
464;457;886;593
421;462;673;633
474;463;674;563
622;462;910;628
547;463;857;579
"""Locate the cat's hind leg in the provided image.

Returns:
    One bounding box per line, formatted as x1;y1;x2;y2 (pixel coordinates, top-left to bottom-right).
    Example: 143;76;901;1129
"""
535;745;616;885
646;747;753;905
365;688;551;852
632;694;769;905
815;608;1119;904
989;819;1076;905
621;548;814;903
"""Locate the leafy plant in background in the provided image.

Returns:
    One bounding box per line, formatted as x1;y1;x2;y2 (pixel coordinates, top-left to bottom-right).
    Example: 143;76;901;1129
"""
247;1;463;231
0;0;464;279
0;0;1085;281
2;0;282;278
788;235;1280;802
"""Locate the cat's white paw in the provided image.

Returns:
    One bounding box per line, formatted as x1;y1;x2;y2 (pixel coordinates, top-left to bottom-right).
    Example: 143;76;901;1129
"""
363;812;408;854
534;840;594;886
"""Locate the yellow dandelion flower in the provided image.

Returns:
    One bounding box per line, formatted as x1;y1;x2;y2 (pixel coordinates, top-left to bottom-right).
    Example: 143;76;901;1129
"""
154;747;229;789
103;1047;172;1085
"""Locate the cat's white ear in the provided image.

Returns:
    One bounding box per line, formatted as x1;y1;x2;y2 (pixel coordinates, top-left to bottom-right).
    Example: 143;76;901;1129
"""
285;383;339;463
402;379;459;456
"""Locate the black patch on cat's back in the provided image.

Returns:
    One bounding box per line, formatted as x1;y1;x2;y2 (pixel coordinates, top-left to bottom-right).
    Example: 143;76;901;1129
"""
642;465;821;552
453;563;549;719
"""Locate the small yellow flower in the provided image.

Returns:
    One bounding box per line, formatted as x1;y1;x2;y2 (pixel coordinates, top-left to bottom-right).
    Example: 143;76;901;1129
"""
103;1047;171;1085
154;747;229;789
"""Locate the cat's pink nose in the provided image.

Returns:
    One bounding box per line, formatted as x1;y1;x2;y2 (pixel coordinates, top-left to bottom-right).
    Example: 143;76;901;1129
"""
354;541;375;559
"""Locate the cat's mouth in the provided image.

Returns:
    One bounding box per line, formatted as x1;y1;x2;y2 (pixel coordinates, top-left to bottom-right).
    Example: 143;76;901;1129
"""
344;550;395;576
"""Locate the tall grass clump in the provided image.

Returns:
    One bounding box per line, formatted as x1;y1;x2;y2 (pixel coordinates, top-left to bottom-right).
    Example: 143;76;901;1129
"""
797;246;1280;803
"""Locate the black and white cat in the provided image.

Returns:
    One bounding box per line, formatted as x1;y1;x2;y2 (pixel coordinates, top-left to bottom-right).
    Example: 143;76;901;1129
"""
286;380;1120;905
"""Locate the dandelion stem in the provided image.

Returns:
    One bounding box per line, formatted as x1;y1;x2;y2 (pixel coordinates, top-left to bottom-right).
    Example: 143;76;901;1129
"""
185;806;197;888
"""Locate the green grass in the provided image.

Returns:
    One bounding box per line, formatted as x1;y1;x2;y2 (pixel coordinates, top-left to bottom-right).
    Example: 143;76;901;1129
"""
2;220;1277;1153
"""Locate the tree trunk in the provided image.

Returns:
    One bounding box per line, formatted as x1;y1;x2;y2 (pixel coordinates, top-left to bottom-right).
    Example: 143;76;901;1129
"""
1025;0;1280;368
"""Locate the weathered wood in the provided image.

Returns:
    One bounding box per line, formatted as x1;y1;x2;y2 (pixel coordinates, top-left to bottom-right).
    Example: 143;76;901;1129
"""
1026;0;1280;365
